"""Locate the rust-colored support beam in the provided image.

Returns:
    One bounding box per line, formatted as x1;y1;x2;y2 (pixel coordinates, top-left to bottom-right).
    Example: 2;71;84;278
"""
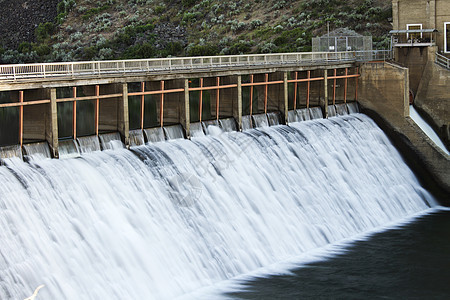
199;78;203;122
0;99;51;108
216;77;220;120
19;90;23;147
56;94;122;103
160;80;164;127
264;73;268;114
140;82;145;130
242;80;284;87
95;85;99;136
333;69;336;105
250;74;254;117
73;87;77;139
344;68;348;103
293;72;298;110
307;71;310;108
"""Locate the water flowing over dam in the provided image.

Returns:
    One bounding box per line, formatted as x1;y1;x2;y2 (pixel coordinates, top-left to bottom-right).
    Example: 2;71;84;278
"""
0;114;434;299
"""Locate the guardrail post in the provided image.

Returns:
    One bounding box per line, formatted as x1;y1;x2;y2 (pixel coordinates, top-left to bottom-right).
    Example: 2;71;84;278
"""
183;78;191;138
283;72;288;125
47;88;59;158
119;83;130;146
19;91;23;147
235;75;242;131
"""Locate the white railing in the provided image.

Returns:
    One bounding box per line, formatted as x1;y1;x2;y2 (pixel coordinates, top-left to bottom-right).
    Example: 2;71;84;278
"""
436;52;450;70
0;50;391;82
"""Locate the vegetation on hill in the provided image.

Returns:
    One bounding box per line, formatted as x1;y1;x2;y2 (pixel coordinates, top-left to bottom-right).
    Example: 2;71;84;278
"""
0;0;392;64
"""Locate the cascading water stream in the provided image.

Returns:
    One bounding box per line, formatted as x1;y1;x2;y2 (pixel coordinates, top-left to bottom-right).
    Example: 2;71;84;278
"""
0;114;434;299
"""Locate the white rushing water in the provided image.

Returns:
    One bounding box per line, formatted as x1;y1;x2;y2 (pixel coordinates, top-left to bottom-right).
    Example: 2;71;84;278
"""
0;114;434;299
409;105;449;155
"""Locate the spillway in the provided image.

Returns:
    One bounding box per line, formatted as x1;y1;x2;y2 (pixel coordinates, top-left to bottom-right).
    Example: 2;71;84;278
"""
0;114;434;299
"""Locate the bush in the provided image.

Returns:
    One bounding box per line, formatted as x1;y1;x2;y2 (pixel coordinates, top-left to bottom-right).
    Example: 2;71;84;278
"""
186;43;218;56
182;0;199;7
34;44;51;56
35;22;56;42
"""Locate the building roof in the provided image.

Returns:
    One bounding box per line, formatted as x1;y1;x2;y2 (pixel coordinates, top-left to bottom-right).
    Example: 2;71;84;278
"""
389;29;438;34
320;28;363;37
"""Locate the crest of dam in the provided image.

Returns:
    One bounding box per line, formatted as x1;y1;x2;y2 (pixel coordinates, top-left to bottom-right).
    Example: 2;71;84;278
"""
0;114;435;299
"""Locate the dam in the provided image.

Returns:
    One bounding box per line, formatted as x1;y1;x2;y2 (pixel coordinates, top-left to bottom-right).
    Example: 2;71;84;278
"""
0;51;448;299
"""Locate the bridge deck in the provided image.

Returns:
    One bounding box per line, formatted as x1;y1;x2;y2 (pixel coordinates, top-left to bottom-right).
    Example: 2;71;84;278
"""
0;50;390;89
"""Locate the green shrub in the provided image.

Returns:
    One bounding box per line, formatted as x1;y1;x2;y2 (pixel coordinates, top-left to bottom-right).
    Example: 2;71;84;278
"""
186;44;218;56
35;22;56;42
182;0;199;7
18;42;33;53
34;44;51;56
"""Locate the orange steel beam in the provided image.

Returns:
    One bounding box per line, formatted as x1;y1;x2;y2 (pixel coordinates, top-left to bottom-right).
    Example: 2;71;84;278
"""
307;71;310;108
250;75;254;117
128;89;184;96
73;87;77;139
355;67;359;101
140;82;145;130
344;68;348;103
327;74;360;79
160;80;164;127
95;85;99;136
199;78;203;122
264;73;268;114
0;99;51;108
56;94;122;103
293;72;298;110
19;91;23;147
216;77;220;120
287;77;324;83
188;84;237;91
333;69;336;105
242;80;284;87
129;84;238;96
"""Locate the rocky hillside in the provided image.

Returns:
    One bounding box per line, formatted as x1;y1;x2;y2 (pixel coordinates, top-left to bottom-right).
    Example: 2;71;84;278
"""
0;0;392;64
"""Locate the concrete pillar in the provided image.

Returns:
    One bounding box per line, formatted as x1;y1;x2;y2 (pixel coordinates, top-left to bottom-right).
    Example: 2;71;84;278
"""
392;0;399;30
283;72;289;125
47;88;59;158
235;75;242;131
119;83;130;146
182;78;191;138
323;70;328;118
403;67;410;117
428;0;436;29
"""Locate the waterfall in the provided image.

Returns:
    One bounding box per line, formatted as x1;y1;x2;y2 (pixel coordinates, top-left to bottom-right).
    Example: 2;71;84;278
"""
335;103;349;116
99;133;124;150
76;136;101;154
309;107;323;119
129;129;145;146
144;127;165;144
22;142;52;161
251;114;269;128
218;118;237;132
190;122;205;137
241;115;253;130
58;139;81;159
266;112;281;126
163;124;185;140
0;114;434;300
328;105;337;117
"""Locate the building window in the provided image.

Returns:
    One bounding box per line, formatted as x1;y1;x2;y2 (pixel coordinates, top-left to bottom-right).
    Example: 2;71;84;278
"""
445;22;450;53
407;24;422;41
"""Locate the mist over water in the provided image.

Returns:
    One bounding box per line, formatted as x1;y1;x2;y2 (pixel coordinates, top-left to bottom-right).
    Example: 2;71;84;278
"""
0;114;434;299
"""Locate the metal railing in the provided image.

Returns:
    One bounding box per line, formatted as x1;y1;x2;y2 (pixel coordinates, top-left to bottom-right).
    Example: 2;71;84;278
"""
436;52;450;70
0;50;391;82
